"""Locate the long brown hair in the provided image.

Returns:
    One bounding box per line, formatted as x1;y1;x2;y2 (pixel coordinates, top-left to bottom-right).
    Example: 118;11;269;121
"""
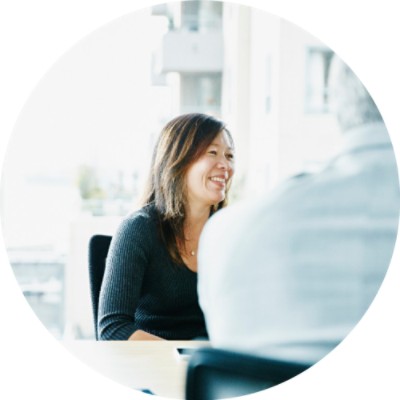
141;113;234;265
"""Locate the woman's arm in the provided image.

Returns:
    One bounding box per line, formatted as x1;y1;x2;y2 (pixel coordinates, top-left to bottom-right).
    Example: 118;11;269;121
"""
129;329;164;341
98;213;151;340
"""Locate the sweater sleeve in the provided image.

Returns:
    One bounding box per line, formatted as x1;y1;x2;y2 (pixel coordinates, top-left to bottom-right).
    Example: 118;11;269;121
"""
98;212;152;340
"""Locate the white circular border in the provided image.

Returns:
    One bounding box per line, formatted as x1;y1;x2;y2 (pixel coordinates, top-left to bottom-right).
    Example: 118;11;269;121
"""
1;1;399;399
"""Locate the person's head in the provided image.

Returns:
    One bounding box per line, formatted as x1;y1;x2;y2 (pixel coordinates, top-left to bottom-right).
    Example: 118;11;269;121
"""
141;113;234;264
328;55;383;132
143;113;234;217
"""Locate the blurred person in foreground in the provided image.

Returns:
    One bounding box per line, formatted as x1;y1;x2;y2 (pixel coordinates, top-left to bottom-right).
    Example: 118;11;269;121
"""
98;113;235;340
197;56;400;363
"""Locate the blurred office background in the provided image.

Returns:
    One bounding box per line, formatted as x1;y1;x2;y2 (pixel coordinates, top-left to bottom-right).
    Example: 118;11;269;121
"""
1;1;342;340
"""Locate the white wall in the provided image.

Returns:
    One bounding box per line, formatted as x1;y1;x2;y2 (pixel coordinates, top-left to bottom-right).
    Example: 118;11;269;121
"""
221;3;252;196
276;20;342;179
223;7;343;199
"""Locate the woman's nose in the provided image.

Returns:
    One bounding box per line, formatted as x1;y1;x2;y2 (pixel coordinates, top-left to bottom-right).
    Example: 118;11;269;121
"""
218;161;233;179
217;158;228;169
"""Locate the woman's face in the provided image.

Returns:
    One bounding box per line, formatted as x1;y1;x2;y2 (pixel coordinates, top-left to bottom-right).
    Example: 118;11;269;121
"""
185;131;235;210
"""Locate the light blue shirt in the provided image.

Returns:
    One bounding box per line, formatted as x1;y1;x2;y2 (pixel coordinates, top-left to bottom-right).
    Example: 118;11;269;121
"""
198;122;400;364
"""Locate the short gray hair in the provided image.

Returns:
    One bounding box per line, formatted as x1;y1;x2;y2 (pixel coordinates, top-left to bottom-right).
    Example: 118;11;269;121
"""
328;56;383;132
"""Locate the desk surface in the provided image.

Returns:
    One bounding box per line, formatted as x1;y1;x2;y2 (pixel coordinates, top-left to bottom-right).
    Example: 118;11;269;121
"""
62;340;210;399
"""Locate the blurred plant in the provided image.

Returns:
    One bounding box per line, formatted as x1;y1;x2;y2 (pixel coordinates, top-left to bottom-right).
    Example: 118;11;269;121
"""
76;165;105;200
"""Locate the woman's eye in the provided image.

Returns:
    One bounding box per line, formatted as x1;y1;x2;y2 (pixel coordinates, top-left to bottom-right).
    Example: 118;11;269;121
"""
226;153;234;160
208;150;217;155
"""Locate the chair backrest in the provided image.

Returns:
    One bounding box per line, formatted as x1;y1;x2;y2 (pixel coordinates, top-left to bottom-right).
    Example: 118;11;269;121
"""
88;234;112;340
186;347;310;400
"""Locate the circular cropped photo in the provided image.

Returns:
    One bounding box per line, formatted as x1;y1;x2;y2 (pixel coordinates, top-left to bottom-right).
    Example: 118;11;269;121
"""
1;1;399;399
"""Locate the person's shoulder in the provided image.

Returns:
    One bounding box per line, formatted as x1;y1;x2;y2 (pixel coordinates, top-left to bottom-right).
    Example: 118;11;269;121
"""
119;203;158;235
125;202;158;220
204;199;260;238
204;175;314;234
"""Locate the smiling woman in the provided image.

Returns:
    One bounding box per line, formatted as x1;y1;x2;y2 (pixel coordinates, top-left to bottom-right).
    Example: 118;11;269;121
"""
98;113;235;341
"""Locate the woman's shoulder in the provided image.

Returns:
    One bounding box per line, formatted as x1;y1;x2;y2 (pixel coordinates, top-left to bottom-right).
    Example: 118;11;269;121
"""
120;203;159;235
129;202;159;221
108;204;160;262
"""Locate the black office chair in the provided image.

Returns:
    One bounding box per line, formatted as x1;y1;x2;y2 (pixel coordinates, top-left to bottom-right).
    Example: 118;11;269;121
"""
88;234;112;340
186;347;311;400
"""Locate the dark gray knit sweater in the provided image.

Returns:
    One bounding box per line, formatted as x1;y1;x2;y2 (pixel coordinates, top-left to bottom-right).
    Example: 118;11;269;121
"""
98;203;208;340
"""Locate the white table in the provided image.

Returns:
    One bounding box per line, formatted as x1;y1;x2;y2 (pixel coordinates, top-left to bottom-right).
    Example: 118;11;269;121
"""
62;340;210;399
